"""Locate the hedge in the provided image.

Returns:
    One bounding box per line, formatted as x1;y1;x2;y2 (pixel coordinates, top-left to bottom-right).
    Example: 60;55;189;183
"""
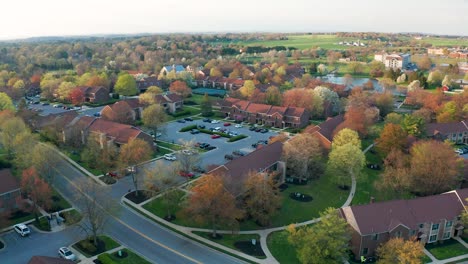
227;134;247;142
198;128;231;138
179;124;198;132
170;109;191;117
97;253;114;264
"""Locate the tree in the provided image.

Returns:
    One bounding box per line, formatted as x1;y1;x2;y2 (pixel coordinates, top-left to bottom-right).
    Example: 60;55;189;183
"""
200;93;213;117
442;75;451;87
409;140;463;196
169;80;191;98
385;113;403;124
282;134;324;181
265;86;282;106
376;123;408;156
437;101;458;123
114;74;138;96
81;134;118;176
0;117;27;159
287;208;351;264
31;143;61;184
20;167;52;222
376;237;424;264
185;173;243;237
242;171;282;226
407;80;421;91
239;80;256;99
347;62;364;74
427;70;443;87
374;91;394;117
416;55;432;71
282;88;323;116
332;128;361;149
142;104;167;136
0;92;14;111
146;86;163;94
327;143;365;189
74;178;116;247
56;81;75;101
12;130;37;170
314;86;340;114
69;87;85;106
401;114;425;137
175;140;201;179
118;139;152;196
377;149;411;196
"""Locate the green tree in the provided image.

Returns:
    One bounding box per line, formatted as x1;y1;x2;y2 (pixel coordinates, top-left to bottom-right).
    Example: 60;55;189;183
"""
287;208;351;264
200;93;213;117
376;237;424;264
114;74;138;96
0;92;14;111
401;114;425;137
0;117;27;159
327;143;365;189
332;128;361;149
142;104;167;136
385;113;403;124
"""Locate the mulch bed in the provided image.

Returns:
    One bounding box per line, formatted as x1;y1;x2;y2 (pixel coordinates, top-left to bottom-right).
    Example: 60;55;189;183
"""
284;178;308;185
234;241;265;257
124;190;153;204
338;185;350;191
289;192;313;202
75;238;107;256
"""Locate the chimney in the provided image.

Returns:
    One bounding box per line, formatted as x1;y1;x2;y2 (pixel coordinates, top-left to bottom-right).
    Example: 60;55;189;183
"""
370;197;375;204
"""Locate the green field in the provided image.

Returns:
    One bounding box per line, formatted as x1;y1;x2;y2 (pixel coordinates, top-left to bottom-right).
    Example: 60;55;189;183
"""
413;37;468;47
234;35;357;50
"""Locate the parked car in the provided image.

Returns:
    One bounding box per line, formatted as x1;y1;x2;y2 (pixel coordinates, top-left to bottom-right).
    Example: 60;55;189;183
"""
211;120;220;124
455;149;464;155
190;129;200;134
203;118;212;123
232;150;245;156
235;124;242;128
224;154;234;160
14;224;30;237
199;143;210;149
249;126;256;131
93;112;101;117
211;134;221;139
205;146;216;151
255;127;262;132
106;171;118;178
184;117;193;121
182;149;193;155
179;171;195;178
58;247;77;261
258;140;268;144
197;124;206;129
223;122;231;127
192;166;205;173
163;154;177;161
177;119;186;123
260;128;269;133
213;127;221;132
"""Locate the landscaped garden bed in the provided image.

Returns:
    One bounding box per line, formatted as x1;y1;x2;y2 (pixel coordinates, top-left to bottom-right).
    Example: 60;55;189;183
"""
99;174;117;185
59;209;82;225
33;216;51;231
124;190;153;204
289;192;313;202
96;248;151;264
193;231;265;258
73;235;120;258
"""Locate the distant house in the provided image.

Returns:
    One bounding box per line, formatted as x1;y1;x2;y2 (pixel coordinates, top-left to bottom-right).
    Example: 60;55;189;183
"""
221;98;310;128
154;93;183;114
340;189;468;260
426;120;468;144
75;86;109;104
0;169;21;212
160;65;186;76
196;77;245;90
136;76;163;93
427;48;445;55
374;52;411;70
303;115;345;149
209;141;285;196
101;100;139;125
458;62;468;74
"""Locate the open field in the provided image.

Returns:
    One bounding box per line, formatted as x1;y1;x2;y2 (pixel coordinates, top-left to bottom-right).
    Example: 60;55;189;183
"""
232;35;359;50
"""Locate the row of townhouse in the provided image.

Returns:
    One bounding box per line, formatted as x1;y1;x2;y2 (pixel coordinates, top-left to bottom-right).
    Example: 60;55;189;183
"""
341;189;468;260
219;98;310;128
426;119;468;144
195;76;245;90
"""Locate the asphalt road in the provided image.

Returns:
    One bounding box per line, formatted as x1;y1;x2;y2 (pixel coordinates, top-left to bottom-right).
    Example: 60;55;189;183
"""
0;156;245;264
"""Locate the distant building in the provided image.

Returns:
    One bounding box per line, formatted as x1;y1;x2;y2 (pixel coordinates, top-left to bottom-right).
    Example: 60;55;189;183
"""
75;86;110;104
427;48;445;55
458;62;468;74
426;120;468;144
374;52;411;70
160;65;186;76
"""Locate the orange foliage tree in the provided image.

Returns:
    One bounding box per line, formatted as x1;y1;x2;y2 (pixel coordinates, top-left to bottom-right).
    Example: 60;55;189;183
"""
20;167;52;222
118;139;153;196
169;80;192;98
376;123;408;156
69;88;85;106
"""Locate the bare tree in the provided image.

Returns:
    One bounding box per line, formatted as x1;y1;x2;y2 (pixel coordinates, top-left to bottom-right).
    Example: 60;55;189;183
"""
176;140;201;179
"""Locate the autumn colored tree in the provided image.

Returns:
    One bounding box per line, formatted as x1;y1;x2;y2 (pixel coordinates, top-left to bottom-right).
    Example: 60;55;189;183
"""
31;143;61;184
401;114;425;137
146;85;163;94
282;134;324;181
114;73;138;96
337;105;379;137
409;140;463;196
436;101;458;123
200;93;213;117
376;123;408;156
373;91;394;117
287;208;351;264
69;87;85;106
327;143;365;189
385;112;403;124
0;92;15;111
265;86;282;106
376;149;411;196
332;128;361;149
242;171;282;226
239;80;256;99
376;237;424;264
415;55;432;71
21;167;52;222
142;104;167;137
12;130;37;170
169;80;192;98
185;173;243;237
282;88;323;117
118;139;153;196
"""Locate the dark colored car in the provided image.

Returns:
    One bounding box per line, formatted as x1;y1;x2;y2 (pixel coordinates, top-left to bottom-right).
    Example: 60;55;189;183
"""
177;119;186;123
224;154;234;160
199;143;210;149
258;140;268;145
190;129;200;134
203;118;212;123
198;124;206;129
249;126;256;131
255;128;263;132
205;146;216;151
260;128;268;133
232;150;245;156
184;117;193;121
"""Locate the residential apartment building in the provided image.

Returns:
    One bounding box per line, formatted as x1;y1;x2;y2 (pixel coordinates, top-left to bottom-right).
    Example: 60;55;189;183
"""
220;98;310;128
340;189;468;260
303;115;344;150
74;86;110;104
374;52;411;70
426;120;468;144
196;76;245;90
427;48;445;55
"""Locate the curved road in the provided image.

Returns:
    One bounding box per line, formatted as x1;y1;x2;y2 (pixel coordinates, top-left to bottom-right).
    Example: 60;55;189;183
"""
0;157;245;264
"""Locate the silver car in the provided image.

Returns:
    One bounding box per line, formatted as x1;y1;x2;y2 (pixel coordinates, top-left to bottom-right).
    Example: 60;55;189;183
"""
58;247;77;261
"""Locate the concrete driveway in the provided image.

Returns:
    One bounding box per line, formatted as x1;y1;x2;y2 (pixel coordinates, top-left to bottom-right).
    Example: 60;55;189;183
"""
159;119;279;167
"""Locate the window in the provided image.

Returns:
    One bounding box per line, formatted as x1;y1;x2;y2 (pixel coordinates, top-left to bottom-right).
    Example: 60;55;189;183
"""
395;231;402;238
443;232;451;239
419;223;424;228
432;224;439;231
371;234;379;241
429;234;438;243
446;221;453;228
362;248;368;255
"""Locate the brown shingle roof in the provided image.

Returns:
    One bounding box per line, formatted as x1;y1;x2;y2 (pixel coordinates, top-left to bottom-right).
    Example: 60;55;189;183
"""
88;118;142;145
304;115;344;142
28;256;75;264
245;103;272;114
0;169;20;195
341;192;464;235
426;120;468;136
284;107;305;117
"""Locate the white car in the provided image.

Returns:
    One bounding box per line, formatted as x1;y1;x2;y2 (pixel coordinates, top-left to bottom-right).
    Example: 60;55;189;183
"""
211;120;220;124
58;247;77;261
214;127;221;132
182;149;193;155
14;224;30;237
235;124;242;128
163;154;176;161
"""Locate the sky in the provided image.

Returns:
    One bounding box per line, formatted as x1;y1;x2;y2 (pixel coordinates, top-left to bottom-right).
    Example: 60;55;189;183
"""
1;0;467;40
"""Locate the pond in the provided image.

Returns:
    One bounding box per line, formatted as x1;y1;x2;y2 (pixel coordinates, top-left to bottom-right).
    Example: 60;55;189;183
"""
317;75;383;92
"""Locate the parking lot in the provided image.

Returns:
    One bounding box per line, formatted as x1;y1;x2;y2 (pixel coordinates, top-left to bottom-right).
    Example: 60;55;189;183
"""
27;101;105;117
158;118;279;168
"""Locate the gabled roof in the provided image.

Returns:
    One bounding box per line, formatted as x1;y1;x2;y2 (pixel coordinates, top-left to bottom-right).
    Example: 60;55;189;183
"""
304;115;344;142
245;103;272;114
426;120;468;136
163;65;185;73
341;192;465;235
33;111;78;130
87;118;143;145
284;107;306;118
121;98;142;109
0;169;20;195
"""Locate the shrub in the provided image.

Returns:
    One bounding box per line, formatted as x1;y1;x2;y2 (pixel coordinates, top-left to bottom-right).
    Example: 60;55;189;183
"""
112;93;119;99
179;124;198;132
228;134;247;142
170;109;191;117
97;253;114;264
80;240;97;253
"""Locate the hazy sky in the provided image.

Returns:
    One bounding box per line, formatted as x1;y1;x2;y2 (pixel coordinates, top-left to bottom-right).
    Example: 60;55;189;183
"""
1;0;467;39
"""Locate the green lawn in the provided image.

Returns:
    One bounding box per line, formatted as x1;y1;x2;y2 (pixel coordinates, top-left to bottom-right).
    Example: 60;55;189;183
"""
153;147;172;158
185;94;220;105
412;37;468;47
73;235;120;258
422;254;433;263
98;248;151;264
192;231;265;258
234;34;360;50
63;149;102;176
33;217;51;231
267;230;300;264
167;108;202;121
426;239;468;260
8;210;35;225
156;141;182;151
60;209;82;225
447;257;468;264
